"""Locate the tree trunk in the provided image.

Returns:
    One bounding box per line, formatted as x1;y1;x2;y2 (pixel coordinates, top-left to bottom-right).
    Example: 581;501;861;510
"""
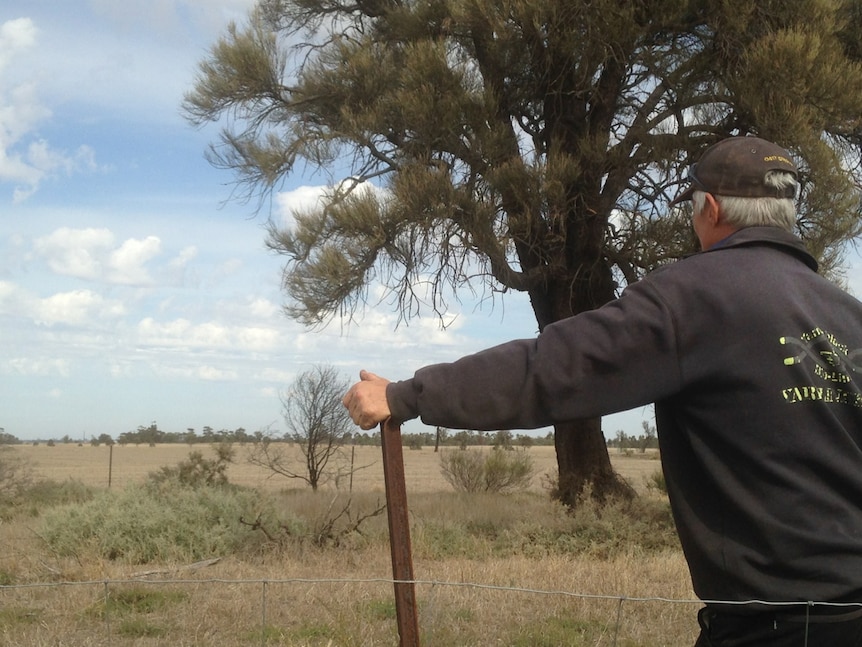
553;418;635;507
528;212;636;507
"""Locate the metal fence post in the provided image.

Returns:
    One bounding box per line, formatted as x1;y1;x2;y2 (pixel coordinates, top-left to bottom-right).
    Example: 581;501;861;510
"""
380;418;420;646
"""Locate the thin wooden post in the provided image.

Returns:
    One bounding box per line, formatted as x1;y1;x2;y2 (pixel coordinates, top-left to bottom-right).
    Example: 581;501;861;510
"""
380;419;420;646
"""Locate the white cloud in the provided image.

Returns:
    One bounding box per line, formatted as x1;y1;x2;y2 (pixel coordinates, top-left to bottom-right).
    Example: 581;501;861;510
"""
162;245;200;287
248;297;280;319
216;296;282;324
257;368;295;384
169;246;198;268
0;18;100;202
5;357;71;377
0;279;22;310
196;365;238;381
275;185;328;227
136;316;282;352
88;0;255;41
109;235;162;284
36;289;126;326
144;362;239;381
7;0;256;131
275;182;390;228
258;385;279;398
0;279;125;326
33;227;114;280
33;227;163;285
236;326;281;351
0;18;37;73
210;258;245;284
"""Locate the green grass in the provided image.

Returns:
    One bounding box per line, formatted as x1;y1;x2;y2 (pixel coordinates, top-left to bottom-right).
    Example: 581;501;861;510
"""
86;586;188;619
509;615;611;647
289;622;337;641
115;617;170;638
244;625;287;644
362;598;397;620
0;606;40;628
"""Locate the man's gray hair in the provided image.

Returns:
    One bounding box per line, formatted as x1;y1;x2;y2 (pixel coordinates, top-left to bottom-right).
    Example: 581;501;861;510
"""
691;171;797;232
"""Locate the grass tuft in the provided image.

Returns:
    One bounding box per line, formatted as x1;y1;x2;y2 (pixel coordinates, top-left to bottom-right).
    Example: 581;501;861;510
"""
86;586;188;619
115;617;169;638
0;607;40;627
362;598;397;620
509;615;610;647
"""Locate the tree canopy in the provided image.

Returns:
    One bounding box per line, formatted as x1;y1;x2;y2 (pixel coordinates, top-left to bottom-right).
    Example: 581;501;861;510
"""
185;0;862;504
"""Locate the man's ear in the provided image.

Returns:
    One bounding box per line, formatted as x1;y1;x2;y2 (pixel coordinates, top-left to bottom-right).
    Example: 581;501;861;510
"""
703;192;721;226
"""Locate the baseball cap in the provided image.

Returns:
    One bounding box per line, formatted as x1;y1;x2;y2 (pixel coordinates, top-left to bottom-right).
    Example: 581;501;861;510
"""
670;136;798;206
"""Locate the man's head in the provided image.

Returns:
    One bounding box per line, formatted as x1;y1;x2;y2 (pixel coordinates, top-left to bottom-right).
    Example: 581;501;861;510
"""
672;136;799;249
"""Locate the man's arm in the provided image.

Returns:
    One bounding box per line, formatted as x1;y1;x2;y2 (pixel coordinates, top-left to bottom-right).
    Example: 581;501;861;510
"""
344;275;682;431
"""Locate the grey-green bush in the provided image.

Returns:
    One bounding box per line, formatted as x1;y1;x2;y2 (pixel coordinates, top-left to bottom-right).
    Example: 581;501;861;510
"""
147;445;234;488
440;448;534;493
39;482;281;563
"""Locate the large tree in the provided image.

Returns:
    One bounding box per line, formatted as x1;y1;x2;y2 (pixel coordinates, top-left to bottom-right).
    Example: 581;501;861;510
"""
185;0;862;505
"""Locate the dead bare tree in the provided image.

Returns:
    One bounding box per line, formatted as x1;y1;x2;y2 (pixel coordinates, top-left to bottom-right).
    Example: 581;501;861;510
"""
248;365;357;490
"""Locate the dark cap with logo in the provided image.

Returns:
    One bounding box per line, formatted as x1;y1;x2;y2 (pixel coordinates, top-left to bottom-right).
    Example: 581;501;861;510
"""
671;136;798;206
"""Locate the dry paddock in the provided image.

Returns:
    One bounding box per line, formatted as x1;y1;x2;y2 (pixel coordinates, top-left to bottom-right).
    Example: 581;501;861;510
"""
2;444;698;646
9;442;662;494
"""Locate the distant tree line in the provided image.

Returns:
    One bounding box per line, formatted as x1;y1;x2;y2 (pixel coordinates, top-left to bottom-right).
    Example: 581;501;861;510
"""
606;422;659;453
115;423;262;446
4;419;638;450
392;428;556;450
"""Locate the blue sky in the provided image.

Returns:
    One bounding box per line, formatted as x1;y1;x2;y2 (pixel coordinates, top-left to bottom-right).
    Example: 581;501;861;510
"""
1;2;859;442
0;0;546;441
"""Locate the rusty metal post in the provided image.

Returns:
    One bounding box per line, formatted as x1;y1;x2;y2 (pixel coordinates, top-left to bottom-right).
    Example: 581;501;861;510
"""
380;418;420;646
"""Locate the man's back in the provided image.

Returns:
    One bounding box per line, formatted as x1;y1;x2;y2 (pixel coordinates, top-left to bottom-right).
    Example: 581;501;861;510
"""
649;227;862;606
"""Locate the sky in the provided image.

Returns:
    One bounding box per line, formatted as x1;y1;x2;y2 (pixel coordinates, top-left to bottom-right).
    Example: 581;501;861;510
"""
1;2;860;443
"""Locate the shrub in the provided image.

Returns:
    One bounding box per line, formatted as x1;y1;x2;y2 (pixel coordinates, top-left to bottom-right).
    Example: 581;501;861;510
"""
0;447;31;498
1;450;95;520
409;491;680;559
439;448;534;493
645;467;668;495
0;447;32;519
39;482;279;563
148;445;234;488
11;479;97;519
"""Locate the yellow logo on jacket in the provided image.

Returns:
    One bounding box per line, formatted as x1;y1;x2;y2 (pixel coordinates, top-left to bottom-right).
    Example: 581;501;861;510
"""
780;327;862;408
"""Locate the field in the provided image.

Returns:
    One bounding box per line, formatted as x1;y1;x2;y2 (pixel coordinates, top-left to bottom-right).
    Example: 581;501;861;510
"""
9;442;663;494
0;443;700;646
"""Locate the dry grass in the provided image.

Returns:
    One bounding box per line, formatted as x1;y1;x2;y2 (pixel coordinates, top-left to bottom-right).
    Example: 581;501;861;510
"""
0;444;699;646
0;547;698;645
8;443;663;494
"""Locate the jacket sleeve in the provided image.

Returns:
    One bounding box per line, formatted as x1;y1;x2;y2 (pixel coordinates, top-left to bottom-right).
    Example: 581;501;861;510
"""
386;277;684;430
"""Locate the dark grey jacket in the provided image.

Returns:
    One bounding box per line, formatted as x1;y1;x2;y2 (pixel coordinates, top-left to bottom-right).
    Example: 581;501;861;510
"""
386;226;862;606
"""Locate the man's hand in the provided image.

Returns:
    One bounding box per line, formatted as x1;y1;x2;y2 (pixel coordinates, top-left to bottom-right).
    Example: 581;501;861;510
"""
342;370;391;430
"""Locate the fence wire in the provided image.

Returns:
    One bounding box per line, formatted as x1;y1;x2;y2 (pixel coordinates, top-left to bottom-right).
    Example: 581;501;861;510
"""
2;576;860;646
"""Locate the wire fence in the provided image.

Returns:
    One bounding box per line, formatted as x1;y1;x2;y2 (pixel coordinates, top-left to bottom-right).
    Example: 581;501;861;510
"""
3;575;860;646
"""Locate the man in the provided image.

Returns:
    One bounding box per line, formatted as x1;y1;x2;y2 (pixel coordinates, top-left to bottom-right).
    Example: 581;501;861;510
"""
343;136;862;646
